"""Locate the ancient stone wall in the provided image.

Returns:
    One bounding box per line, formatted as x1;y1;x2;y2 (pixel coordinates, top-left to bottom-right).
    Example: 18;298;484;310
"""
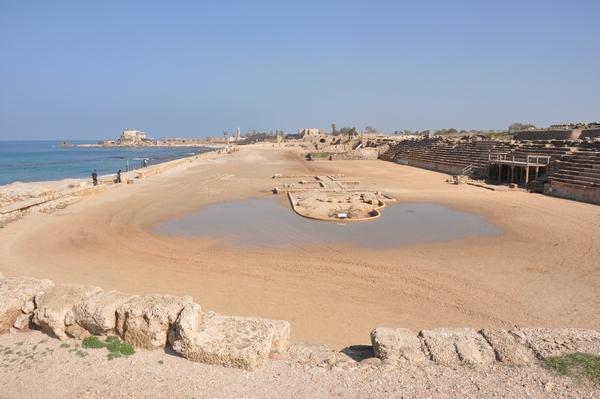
580;129;600;139
514;130;580;141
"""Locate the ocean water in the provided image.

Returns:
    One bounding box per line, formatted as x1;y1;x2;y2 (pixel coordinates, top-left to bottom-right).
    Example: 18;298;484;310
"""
0;140;212;186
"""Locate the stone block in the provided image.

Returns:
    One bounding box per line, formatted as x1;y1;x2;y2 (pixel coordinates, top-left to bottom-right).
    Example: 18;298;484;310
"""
510;328;600;359
480;328;529;364
420;328;495;364
0;277;54;334
13;313;32;330
33;284;102;340
370;328;427;364
74;290;137;335
173;304;291;371
116;294;193;349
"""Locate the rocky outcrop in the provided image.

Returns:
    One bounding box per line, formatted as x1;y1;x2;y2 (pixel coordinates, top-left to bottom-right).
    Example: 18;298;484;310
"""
370;328;426;364
116;294;193;349
33;284;103;340
0;277;53;333
172;303;291;371
75;290;137;335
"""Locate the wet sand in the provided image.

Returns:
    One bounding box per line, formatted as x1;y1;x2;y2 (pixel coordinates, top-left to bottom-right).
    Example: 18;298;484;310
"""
1;145;599;349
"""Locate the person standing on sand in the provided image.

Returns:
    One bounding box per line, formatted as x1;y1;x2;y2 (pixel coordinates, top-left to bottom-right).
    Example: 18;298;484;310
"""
115;170;121;183
92;170;98;186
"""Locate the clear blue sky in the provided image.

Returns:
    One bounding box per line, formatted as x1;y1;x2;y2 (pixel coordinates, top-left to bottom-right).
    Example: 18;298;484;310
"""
1;0;599;140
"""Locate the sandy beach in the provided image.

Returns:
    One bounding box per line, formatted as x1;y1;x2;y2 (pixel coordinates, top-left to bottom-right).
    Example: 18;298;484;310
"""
1;144;600;397
1;144;599;349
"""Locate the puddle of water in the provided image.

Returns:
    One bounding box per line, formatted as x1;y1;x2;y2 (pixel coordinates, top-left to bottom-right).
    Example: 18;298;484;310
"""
154;198;502;249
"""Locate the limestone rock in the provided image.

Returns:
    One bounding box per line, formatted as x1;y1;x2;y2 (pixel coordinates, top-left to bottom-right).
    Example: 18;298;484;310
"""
480;328;529;364
0;277;53;334
371;328;427;364
13;313;32;330
33;284;102;340
116;294;193;349
420;328;495;364
510;328;600;359
65;323;91;339
22;301;35;314
75;291;137;335
173;304;291;371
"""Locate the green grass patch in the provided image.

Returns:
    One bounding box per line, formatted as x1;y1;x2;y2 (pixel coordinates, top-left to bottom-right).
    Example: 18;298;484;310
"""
158;360;164;365
82;336;135;359
59;343;70;349
82;336;107;349
543;352;600;383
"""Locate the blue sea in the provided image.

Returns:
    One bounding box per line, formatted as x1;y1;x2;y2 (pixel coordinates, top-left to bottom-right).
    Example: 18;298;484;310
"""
0;140;212;186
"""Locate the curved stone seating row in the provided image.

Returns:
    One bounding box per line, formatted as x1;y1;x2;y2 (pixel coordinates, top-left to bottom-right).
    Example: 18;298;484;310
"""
3;272;600;371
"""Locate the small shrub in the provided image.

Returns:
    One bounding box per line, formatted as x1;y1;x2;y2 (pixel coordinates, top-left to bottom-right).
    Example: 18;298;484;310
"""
59;343;70;349
158;360;164;365
82;336;107;349
82;336;135;359
543;352;600;383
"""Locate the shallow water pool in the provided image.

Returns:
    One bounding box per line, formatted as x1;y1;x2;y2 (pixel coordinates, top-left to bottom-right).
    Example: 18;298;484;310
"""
154;198;502;249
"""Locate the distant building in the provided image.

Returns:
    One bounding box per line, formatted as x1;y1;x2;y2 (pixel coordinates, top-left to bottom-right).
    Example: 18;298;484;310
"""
119;129;146;143
298;128;321;138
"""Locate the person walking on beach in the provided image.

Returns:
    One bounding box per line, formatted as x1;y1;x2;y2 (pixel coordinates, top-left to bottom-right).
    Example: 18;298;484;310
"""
143;159;147;168
92;170;98;186
115;170;121;183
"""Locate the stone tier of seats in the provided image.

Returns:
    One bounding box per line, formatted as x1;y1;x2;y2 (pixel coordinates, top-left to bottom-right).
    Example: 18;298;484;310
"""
380;138;573;177
548;153;600;188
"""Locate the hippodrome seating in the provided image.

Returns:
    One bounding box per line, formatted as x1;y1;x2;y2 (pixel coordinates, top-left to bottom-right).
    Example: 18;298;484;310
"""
548;152;600;188
380;137;600;202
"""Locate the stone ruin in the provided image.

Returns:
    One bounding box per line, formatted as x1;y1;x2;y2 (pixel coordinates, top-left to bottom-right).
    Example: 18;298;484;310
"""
2;272;600;371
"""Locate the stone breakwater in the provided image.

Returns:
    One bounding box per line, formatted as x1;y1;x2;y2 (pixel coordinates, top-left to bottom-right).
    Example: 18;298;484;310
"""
2;273;600;372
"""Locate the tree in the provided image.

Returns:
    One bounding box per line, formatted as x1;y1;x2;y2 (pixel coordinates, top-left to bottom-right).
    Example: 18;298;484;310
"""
364;126;377;134
508;122;536;132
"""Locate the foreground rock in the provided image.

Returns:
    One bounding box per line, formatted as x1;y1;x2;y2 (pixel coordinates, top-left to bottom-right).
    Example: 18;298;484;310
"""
480;328;529;364
511;327;600;359
420;328;496;364
370;328;427;364
173;303;291;371
116;294;193;349
0;276;53;333
33;284;103;340
74;290;137;335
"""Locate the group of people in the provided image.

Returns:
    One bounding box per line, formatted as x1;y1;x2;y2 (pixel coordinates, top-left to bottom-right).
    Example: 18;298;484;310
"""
91;158;148;186
91;169;122;186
